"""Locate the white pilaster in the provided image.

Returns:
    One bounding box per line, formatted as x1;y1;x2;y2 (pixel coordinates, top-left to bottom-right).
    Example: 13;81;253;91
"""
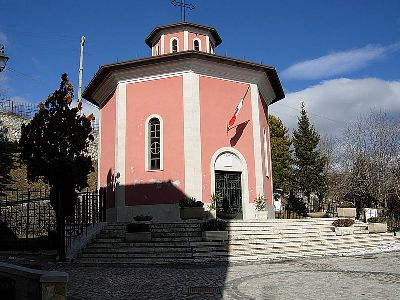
97;107;102;190
160;35;165;55
182;72;203;201
184;31;189;51
250;84;264;197
206;36;210;53
115;82;127;221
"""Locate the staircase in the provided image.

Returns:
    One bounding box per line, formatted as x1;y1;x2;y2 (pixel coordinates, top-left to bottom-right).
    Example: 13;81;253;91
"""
75;219;400;264
77;222;228;264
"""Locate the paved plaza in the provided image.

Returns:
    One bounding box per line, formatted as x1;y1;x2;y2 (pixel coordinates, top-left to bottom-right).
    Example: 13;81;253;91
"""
50;251;400;300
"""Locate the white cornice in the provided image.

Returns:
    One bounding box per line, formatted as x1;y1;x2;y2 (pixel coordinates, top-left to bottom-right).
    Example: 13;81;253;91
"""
93;59;276;108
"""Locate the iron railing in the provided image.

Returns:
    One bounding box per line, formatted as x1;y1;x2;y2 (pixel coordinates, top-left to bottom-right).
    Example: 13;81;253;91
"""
0;189;106;252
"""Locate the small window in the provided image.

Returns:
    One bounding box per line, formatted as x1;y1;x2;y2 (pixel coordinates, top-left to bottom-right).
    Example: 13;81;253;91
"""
171;38;178;53
149;118;161;170
193;39;200;51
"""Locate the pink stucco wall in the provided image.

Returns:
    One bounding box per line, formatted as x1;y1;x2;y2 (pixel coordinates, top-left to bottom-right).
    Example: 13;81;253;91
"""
164;32;184;54
259;95;273;206
188;32;207;51
100;92;116;208
125;76;185;205
199;76;256;204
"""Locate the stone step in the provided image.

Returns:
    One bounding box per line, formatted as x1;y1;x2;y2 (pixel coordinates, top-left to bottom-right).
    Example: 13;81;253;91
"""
82;247;193;254
79;252;194;259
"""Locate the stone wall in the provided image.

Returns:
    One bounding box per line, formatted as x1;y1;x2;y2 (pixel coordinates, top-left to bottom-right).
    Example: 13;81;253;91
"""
0;111;99;159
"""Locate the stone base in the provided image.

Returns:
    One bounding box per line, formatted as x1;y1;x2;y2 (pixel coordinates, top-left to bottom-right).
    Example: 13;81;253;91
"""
368;223;387;233
335;226;354;236
202;231;228;241
337;208;356;218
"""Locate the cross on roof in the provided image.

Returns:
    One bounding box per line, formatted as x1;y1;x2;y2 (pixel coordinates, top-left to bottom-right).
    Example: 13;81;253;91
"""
171;0;195;22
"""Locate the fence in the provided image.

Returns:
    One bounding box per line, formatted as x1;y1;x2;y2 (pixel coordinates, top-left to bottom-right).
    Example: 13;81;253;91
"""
0;99;38;119
0;189;106;252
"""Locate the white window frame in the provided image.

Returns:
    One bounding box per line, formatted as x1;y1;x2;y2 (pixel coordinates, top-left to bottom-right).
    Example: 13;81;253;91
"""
170;37;179;53
193;38;201;51
145;114;164;171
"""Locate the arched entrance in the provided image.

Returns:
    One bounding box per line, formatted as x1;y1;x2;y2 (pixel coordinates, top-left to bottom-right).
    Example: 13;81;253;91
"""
210;148;249;220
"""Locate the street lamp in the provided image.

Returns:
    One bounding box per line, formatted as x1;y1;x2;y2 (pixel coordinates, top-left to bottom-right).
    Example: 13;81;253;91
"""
0;45;9;72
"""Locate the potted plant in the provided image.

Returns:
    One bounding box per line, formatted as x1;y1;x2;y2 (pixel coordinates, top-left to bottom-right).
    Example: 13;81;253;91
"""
125;223;151;242
337;201;356;218
201;219;228;241
332;218;355;236
255;194;268;220
207;193;220;219
367;217;387;233
216;196;237;219
179;197;205;220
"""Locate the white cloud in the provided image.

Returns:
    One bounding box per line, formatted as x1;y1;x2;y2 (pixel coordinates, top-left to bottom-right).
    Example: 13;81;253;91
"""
269;78;400;137
282;44;395;80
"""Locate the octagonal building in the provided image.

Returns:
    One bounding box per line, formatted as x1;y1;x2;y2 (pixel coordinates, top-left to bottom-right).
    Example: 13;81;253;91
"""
83;22;285;222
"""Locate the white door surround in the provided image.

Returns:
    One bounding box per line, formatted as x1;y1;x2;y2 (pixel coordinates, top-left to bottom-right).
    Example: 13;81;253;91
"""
210;147;251;220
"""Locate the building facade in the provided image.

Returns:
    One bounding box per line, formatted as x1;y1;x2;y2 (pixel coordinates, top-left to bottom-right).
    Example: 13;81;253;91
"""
83;22;285;222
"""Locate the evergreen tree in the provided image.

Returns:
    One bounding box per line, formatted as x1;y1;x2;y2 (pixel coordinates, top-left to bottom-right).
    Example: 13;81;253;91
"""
19;74;95;260
268;115;292;191
292;103;326;201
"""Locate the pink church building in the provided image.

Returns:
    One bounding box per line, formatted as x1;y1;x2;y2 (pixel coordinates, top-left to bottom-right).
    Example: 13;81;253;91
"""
83;22;285;222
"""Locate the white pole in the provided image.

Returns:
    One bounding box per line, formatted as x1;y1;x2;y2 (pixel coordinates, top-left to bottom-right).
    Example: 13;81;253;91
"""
78;36;85;103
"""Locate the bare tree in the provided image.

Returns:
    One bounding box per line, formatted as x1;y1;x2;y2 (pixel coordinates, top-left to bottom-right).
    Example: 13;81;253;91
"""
340;110;400;216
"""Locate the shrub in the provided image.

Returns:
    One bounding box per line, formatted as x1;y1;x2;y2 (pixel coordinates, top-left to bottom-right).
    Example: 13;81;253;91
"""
179;197;204;208
367;217;386;223
332;218;355;227
179;197;195;207
255;194;266;211
209;193;222;210
194;200;204;207
133;215;153;222
126;223;149;233
201;219;227;231
339;201;355;208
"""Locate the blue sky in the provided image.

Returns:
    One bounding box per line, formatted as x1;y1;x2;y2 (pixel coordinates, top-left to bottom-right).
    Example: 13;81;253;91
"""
0;0;399;135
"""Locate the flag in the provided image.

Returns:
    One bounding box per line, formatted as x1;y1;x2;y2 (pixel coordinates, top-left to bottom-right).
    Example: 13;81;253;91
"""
228;86;250;128
228;98;244;127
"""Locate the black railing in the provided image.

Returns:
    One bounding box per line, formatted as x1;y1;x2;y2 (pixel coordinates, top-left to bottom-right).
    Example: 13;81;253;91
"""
0;190;56;251
0;189;106;253
65;189;106;250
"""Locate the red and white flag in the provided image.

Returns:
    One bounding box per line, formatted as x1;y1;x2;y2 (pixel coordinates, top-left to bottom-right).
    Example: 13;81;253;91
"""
228;86;250;128
228;98;244;127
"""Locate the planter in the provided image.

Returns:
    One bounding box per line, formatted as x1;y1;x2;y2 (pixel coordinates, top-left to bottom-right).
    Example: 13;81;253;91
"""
202;231;228;241
255;210;268;220
217;212;237;220
207;210;217;219
307;212;326;218
337;208;356;218
335;226;354;236
125;232;151;242
180;207;205;220
368;223;387;233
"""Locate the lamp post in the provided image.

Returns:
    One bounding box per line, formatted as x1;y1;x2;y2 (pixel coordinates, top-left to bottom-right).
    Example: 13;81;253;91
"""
0;45;9;72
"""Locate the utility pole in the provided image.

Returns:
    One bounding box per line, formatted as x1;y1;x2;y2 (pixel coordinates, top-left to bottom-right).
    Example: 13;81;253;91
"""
77;36;85;103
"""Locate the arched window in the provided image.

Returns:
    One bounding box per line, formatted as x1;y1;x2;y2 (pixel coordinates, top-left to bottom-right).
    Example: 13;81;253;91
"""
171;38;179;53
149;118;160;170
193;39;201;51
145;115;163;171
